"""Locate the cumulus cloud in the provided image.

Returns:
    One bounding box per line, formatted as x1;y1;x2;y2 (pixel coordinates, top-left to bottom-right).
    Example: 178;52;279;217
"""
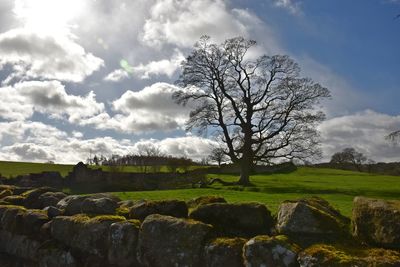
79;82;192;134
141;0;264;48
318;110;400;162
0;121;215;163
0;80;104;123
132;49;185;79
104;69;130;82
0;28;104;83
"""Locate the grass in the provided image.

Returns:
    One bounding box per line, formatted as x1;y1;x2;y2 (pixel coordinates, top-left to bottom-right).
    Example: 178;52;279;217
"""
113;167;400;217
1;160;399;217
0;161;202;178
0;161;75;177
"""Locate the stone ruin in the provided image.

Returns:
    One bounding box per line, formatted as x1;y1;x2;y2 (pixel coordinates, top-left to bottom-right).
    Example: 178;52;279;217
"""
0;185;400;266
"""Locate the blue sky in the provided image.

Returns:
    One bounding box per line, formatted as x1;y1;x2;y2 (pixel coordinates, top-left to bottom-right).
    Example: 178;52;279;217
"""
0;0;399;163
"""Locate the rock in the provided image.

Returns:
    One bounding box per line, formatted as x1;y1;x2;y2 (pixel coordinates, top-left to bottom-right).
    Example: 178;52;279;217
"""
276;197;350;243
56;195;89;215
0;189;13;199
22;187;58;209
352;197;400;248
0;205;49;237
44;206;64;218
90;193;121;203
38;247;77;267
297;244;400;267
187;196;227;209
0;230;41;261
138;214;213;267
129;200;188;221
81;197;118;215
1;195;25;206
190;202;273;237
118;199;145;208
107;220;140;267
51;214;125;256
204;237;246;267
38;192;67;208
18;210;49;237
243;235;299;267
0;205;27;233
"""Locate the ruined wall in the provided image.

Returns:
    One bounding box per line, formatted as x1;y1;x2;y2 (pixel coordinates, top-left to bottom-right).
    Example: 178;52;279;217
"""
0;185;400;267
1;162;206;193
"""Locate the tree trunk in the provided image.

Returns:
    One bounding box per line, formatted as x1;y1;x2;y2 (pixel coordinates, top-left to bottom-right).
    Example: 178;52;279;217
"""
237;156;251;186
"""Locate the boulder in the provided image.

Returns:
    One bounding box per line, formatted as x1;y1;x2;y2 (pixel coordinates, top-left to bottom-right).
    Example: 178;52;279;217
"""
38;247;77;267
352;197;400;248
0;205;27;232
38;192;67;208
297;244;400;267
0;205;49;237
56;195;89;215
187;196;227;209
22;187;58;209
276;197;350;243
243;235;299;267
0;230;41;261
81;197;118;215
1;195;25;206
107;220;140;267
0;189;12;199
44;206;64;218
190;202;273;237
129;200;188;221
51;214;125;256
204;237;246;267
118;199;145;208
17;210;49;237
138;214;213;267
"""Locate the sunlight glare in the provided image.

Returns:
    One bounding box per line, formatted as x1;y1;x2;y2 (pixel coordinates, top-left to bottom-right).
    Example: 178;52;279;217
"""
14;0;84;34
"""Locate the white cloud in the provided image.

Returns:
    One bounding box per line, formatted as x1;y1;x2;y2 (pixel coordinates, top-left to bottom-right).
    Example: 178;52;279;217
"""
141;0;263;48
79;82;192;134
0;28;104;83
0;121;216;163
104;69;130;82
132;49;185;79
0;80;105;123
273;0;302;14
318;110;400;162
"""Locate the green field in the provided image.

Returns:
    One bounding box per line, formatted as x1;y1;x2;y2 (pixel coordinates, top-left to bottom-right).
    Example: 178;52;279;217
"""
1;161;399;217
0;161;201;178
114;167;400;217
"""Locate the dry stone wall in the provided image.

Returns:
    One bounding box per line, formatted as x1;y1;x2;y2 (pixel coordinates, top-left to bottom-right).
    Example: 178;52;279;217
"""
0;185;400;266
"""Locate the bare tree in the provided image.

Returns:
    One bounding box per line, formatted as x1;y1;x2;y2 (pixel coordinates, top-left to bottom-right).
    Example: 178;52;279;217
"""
209;147;228;167
173;36;330;185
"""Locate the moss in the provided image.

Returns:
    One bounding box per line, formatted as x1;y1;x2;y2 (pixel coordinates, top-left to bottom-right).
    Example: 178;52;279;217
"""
303;244;356;265
211;237;247;247
303;243;400;266
116;207;130;217
0;204;26;211
0;189;13;198
89;215;126;223
127;219;141;227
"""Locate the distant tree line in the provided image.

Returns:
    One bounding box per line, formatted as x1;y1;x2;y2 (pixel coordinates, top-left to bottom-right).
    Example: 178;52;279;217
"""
86;152;197;173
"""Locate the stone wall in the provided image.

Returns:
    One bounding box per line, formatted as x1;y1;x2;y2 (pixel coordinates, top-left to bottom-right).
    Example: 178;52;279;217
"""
1;162;206;193
0;185;399;266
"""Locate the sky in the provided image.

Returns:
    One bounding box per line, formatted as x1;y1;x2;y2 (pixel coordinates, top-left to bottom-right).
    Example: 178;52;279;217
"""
0;0;399;164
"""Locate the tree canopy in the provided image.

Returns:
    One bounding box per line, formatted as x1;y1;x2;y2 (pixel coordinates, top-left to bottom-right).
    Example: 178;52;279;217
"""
174;36;330;184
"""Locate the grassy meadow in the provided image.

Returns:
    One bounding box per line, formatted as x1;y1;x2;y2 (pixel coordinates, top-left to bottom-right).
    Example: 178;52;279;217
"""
0;161;201;178
114;167;400;217
1;160;399;217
